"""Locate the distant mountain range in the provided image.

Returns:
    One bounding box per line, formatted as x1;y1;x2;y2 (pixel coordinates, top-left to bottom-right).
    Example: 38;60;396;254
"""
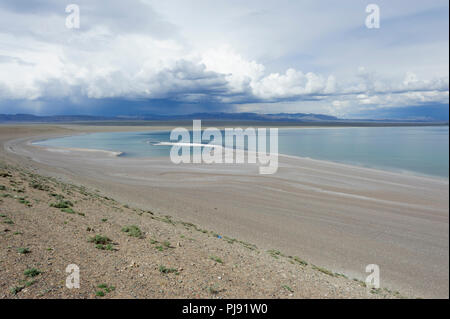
0;112;447;123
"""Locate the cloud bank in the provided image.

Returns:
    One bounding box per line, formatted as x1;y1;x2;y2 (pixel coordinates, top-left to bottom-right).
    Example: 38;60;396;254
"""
0;0;448;119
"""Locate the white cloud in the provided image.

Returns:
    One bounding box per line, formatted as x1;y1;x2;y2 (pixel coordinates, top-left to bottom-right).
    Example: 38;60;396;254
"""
0;0;448;117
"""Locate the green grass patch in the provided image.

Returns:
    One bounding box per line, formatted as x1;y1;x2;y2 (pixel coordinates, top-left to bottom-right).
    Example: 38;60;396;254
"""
291;256;308;266
10;285;24;295
162;241;172;248
97;283;115;293
24;268;41;277
17;247;30;254
282;285;294;293
209;256;223;264
29;181;50;191
159;265;178;274
61;207;76;214
50;200;73;209
88;235;112;245
312;265;335;277
95;243;114;250
268;249;283;259
121;225;143;238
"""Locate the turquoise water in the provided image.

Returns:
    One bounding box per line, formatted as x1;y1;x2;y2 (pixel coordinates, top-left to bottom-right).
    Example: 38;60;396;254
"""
34;126;449;178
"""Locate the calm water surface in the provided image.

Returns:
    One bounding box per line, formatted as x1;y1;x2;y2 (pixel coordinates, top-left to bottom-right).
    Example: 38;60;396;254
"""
34;126;449;178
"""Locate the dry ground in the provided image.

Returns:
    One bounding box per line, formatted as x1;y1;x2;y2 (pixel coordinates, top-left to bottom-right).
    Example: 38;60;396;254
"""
0;162;404;299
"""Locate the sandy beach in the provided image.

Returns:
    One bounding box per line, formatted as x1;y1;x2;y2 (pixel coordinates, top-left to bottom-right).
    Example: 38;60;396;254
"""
0;124;448;298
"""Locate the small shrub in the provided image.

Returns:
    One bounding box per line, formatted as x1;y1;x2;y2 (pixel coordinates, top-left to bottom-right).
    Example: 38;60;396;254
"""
50;193;64;200
95;243;114;250
61;208;75;214
17;247;30;254
10;285;24;295
97;283;115;293
121;225;143;238
208;285;220;295
0;171;12;178
268;249;283;259
88;235;111;245
209;256;223;264
159;265;178;274
29;181;50;191
24;268;41;277
282;285;294;293
312;265;335;277
292;256;308;266
50;200;73;209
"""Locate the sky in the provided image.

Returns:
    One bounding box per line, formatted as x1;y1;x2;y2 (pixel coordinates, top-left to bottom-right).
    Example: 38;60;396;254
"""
0;0;448;120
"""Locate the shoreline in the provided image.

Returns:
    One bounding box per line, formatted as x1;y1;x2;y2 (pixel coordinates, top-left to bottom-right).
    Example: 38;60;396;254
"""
1;124;448;298
30;130;449;182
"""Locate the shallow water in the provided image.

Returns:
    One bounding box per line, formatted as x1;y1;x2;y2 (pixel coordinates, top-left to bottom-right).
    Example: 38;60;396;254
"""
34;126;449;178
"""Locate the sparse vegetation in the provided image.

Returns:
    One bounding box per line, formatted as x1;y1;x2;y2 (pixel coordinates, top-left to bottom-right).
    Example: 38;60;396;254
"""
17;247;30;254
121;225;143;238
282;285;294;293
312;265;335;277
10;285;24;295
95;243;114;250
159;265;178;274
50;200;73;209
89;235;114;249
29;181;50;191
61;207;76;214
209;256;223;264
370;288;383;295
3;218;14;224
88;235;112;245
268;249;283;259
24;268;41;277
291;256;308;266
208;285;220;295
18;197;32;206
97;283;115;294
0;161;408;299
